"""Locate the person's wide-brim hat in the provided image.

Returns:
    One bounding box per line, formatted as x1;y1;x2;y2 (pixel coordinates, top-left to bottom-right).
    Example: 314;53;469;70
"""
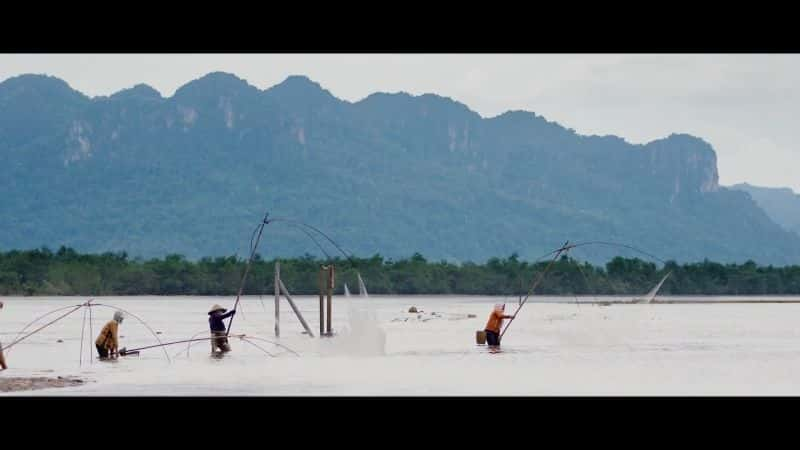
209;304;227;314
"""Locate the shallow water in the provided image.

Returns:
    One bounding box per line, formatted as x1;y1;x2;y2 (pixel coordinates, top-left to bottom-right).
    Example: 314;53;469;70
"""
2;295;800;395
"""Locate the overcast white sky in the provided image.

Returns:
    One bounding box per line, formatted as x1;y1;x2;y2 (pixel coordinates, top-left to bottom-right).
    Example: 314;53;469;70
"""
2;54;798;191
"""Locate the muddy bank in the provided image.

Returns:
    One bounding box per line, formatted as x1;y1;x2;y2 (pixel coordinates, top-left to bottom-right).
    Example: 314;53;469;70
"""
0;376;87;393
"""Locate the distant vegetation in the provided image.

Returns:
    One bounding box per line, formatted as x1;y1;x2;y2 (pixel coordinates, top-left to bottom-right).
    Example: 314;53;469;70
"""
2;247;800;297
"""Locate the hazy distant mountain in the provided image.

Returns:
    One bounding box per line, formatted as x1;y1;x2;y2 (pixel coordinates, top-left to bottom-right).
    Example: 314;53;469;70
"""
2;72;799;264
732;183;800;237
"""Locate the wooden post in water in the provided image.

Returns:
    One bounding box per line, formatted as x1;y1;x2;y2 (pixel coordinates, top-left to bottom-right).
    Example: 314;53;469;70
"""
327;265;334;335
274;261;280;338
278;279;314;337
319;266;325;337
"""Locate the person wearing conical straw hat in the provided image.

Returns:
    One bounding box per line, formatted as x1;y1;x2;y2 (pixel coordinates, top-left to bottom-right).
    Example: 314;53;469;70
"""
95;310;125;360
484;303;514;349
208;304;236;354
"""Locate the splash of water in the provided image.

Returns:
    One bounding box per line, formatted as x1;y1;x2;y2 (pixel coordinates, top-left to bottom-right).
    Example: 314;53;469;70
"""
357;273;368;298
644;272;671;303
319;297;385;357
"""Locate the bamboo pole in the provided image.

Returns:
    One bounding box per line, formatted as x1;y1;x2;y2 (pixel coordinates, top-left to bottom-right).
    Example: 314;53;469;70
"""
319;266;325;337
122;334;249;354
327;265;334;335
278;279;314;337
274;261;280;338
500;241;573;341
227;212;270;336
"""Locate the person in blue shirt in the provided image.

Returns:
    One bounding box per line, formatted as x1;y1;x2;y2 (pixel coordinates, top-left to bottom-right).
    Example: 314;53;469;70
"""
208;304;236;354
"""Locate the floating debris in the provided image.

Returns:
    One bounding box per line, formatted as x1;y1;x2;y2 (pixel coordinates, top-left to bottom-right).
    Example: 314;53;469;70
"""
392;311;476;323
56;339;63;343
408;306;418;313
1;376;86;393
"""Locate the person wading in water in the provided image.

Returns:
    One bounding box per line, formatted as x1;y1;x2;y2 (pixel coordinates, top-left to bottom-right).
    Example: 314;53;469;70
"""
484;303;514;349
208;304;236;354
96;311;124;360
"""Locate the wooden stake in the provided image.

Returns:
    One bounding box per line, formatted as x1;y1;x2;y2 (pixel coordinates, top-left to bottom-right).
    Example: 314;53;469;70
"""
274;261;280;338
327;265;334;335
279;279;314;337
319;266;325;337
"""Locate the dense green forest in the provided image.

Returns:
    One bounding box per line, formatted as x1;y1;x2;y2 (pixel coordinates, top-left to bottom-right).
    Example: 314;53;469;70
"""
1;247;800;296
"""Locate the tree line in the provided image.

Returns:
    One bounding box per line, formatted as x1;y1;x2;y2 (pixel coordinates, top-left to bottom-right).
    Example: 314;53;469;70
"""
1;247;800;297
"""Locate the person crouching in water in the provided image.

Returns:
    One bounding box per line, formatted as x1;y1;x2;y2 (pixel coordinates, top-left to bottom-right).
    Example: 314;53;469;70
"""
208;304;236;354
484;303;515;348
96;311;124;360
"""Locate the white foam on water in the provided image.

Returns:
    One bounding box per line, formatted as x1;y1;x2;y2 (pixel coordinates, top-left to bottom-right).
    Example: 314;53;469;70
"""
357;273;368;297
317;297;385;357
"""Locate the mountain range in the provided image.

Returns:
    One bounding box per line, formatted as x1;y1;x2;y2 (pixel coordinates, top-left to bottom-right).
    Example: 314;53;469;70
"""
2;72;799;265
